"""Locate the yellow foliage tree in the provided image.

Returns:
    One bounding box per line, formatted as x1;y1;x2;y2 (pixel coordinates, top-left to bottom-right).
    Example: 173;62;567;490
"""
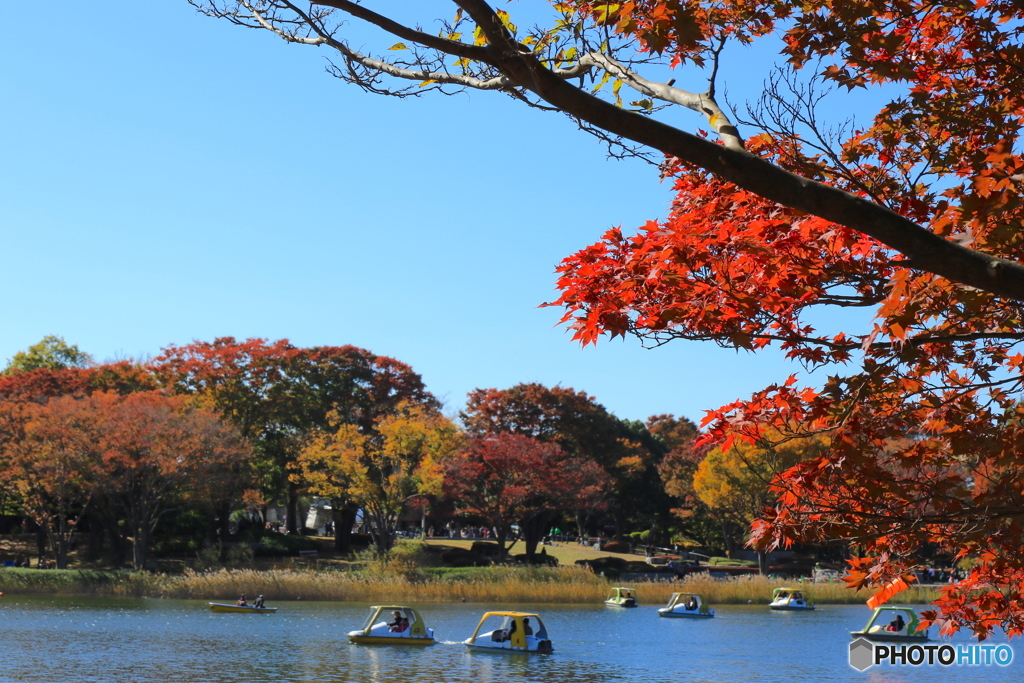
694;432;828;573
295;403;461;555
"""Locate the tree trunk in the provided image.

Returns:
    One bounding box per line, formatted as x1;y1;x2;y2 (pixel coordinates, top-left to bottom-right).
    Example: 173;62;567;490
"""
332;501;358;554
757;549;769;575
86;514;105;562
132;522;149;570
613;509;626;542
521;512;548;560
574;512;587;540
218;501;232;541
286;486;300;535
35;524;47;565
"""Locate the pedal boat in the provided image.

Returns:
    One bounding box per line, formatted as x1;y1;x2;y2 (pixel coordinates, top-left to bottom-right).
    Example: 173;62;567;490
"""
850;606;929;643
769;587;815;611
208;602;277;614
658;592;714;618
464;611;553;653
347;605;435;645
604;586;638;607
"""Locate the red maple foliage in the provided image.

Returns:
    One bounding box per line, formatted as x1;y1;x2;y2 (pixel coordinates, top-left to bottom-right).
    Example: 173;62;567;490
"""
549;3;1024;639
443;433;605;557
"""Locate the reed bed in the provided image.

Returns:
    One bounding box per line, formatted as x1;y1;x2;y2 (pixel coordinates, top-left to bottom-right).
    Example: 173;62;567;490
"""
0;567;941;605
654;574;940;605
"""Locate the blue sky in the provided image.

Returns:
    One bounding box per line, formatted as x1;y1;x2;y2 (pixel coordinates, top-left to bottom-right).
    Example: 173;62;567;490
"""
1;2;878;424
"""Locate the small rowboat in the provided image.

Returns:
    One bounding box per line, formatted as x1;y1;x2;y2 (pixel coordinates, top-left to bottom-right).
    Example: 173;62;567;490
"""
209;602;277;614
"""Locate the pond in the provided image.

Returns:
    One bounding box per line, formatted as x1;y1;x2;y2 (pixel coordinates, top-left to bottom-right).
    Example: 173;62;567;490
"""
0;596;1018;682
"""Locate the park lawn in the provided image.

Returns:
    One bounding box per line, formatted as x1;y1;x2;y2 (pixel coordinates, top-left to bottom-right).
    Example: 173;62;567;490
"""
420;537;642;566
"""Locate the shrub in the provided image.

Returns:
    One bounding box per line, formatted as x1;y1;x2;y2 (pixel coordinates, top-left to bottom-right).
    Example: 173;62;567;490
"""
603;541;630;554
252;532;319;557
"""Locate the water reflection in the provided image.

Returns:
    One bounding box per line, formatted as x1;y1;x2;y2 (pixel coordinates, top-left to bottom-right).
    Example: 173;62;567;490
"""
0;597;1018;682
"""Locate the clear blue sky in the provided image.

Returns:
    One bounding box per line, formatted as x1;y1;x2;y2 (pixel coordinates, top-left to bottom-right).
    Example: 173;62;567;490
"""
0;2;877;425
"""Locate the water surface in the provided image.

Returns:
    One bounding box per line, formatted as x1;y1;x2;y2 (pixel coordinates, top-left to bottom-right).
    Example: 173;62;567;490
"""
0;596;1018;682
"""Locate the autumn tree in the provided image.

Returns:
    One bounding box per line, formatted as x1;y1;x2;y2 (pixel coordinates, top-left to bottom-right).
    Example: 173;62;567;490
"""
93;391;250;570
462;382;660;542
0;361;162;563
190;2;1024;636
693;432;827;573
442;432;604;556
295;402;460;554
650;414;720;548
156;338;435;537
0;396;102;569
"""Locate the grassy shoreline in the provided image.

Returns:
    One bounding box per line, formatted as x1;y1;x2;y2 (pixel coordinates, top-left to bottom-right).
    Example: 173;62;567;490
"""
0;567;942;605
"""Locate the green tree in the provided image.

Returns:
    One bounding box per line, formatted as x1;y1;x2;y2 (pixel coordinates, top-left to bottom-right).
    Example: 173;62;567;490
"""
4;336;93;375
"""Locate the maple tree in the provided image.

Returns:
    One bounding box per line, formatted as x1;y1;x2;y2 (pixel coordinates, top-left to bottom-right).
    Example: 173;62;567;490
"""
92;391;250;570
295;402;460;554
156;338;435;535
442;432;604;556
0;395;102;569
462;383;659;541
188;2;1024;634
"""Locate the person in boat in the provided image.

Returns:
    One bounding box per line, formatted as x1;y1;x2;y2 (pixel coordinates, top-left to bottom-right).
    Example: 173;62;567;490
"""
236;594;248;607
497;618;517;642
400;617;410;633
522;617;533;636
886;614;906;632
388;611;403;632
685;596;697;611
253;595;265;609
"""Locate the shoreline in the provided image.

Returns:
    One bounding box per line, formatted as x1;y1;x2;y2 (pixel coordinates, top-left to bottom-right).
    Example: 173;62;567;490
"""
0;567;942;605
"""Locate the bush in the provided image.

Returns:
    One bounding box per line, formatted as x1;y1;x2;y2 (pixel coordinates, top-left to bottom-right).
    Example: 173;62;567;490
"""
603;541;630;554
471;541;503;557
251;532;320;557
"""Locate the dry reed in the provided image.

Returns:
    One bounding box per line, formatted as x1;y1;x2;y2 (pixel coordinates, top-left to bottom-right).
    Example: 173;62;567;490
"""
0;567;940;605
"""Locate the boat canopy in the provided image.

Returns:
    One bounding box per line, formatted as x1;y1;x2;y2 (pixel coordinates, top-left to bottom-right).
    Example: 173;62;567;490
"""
356;606;430;638
466;611;549;647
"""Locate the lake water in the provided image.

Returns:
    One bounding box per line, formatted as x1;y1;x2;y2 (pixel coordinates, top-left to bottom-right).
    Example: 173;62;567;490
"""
0;596;1019;682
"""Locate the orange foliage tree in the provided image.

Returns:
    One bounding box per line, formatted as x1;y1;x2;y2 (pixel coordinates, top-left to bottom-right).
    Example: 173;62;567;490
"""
191;2;1024;635
93;391;250;570
0;396;102;569
156;338;435;538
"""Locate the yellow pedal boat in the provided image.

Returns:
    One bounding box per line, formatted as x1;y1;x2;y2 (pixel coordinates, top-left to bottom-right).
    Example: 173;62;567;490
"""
464;611;553;653
208;602;277;614
347;606;435;645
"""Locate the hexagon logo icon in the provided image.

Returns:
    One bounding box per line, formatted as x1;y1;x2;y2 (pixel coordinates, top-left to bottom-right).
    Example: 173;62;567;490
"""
849;637;875;671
